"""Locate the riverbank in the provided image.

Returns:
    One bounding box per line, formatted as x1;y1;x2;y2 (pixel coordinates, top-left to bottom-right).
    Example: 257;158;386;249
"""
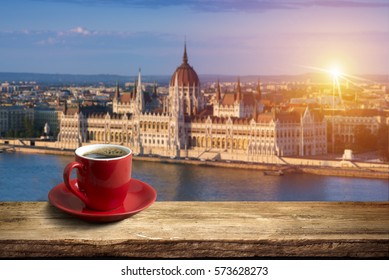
5;145;389;180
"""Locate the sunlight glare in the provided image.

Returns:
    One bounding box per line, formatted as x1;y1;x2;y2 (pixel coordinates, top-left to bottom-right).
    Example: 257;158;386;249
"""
329;65;342;79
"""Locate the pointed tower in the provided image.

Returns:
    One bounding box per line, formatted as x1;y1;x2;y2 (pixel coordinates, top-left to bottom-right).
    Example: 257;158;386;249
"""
216;79;221;102
253;100;258;120
172;73;180;117
113;81;120;101
236;77;242;102
77;101;81;114
183;41;188;65
132;78;137;100
63;99;68;115
152;81;157;99
256;79;262;101
136;69;144;113
169;42;201;116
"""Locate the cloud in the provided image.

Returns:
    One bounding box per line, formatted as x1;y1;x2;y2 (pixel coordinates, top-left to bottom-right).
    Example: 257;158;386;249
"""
0;27;97;46
0;27;180;52
57;26;96;36
70;26;91;35
36;37;59;45
30;0;389;12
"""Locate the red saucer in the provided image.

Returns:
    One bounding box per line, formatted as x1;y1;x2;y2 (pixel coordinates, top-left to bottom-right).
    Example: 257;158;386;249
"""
48;178;157;223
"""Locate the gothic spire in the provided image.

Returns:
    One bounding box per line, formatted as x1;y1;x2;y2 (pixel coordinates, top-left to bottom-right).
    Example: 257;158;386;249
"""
256;79;262;100
253;100;258;120
183;41;188;64
114;81;120;101
152;81;157;98
172;73;180;116
63;98;68;115
137;68;144;112
77;101;81;114
236;77;242;102
132;78;137;100
216;79;221;102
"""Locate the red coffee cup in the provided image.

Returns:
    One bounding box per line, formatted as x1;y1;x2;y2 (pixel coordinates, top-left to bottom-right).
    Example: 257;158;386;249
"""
63;144;132;211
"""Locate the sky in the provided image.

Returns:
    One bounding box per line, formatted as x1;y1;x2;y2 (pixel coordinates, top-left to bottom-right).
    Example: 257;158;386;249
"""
0;0;388;76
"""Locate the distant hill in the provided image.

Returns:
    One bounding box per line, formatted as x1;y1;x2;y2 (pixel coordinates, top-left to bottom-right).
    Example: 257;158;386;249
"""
199;73;389;84
0;72;387;86
0;72;171;86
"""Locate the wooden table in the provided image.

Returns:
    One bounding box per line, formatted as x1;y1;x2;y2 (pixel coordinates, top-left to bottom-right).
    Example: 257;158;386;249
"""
0;202;388;258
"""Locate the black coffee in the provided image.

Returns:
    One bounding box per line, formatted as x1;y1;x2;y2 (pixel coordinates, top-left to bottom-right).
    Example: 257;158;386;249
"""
83;147;128;159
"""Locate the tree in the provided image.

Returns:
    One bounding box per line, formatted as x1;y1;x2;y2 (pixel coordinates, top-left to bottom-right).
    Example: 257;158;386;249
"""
23;117;35;138
5;129;16;138
353;125;376;153
377;123;389;162
327;121;334;153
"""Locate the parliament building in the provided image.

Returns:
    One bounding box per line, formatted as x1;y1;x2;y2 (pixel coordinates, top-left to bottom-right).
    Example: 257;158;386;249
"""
57;45;327;161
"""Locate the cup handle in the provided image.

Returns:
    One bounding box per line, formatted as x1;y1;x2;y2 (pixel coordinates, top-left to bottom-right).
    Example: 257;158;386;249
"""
63;162;89;205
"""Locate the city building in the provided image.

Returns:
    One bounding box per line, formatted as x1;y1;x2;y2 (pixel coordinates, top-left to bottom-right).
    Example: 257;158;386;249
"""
213;79;264;118
0;106;34;137
112;80;161;114
33;106;63;137
57;45;327;160
324;109;385;145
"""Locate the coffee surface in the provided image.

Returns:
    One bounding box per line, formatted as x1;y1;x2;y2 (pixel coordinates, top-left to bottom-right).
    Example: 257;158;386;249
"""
83;147;128;159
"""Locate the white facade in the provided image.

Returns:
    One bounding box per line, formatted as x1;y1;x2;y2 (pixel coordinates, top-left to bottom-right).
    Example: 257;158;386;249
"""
213;80;264;119
57;47;328;159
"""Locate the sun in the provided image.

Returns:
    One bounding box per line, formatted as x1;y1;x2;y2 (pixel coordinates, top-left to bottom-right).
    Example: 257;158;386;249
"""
329;65;342;79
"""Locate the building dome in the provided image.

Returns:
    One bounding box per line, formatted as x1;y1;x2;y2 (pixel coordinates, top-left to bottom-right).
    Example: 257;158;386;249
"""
170;45;200;87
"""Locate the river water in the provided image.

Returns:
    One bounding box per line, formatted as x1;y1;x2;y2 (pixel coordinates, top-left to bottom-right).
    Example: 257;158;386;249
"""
0;153;388;201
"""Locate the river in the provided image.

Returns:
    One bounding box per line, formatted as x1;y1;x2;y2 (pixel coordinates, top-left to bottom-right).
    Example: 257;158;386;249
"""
0;153;388;201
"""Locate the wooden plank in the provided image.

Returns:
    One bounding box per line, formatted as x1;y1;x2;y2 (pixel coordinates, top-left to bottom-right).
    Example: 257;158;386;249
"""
0;202;388;258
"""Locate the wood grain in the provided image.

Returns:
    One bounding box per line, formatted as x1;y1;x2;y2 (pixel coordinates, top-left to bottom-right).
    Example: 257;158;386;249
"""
0;202;388;258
